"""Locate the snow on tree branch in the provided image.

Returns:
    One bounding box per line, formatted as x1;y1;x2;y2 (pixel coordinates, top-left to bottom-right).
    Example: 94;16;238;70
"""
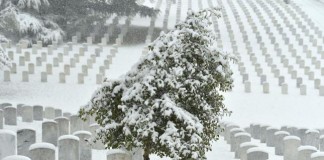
0;44;11;70
17;0;49;12
80;8;235;160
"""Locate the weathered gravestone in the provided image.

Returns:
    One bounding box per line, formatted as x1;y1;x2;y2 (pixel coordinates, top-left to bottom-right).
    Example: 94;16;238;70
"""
0;130;16;159
17;128;36;157
58;135;80;160
29;143;56;160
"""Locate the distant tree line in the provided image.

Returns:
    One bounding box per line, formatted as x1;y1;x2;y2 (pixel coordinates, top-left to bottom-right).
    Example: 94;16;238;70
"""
0;0;157;45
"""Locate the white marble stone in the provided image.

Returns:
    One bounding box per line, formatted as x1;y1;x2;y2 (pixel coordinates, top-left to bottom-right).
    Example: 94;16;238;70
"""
298;146;317;160
29;143;55;160
247;147;268;160
274;131;290;155
55;117;70;136
284;136;301;160
58;135;80;160
70;115;83;133
22;105;33;122
17;128;36;157
0;130;17;159
44;107;55;119
4;106;17;125
74;131;92;160
33;105;43;121
42;121;58;146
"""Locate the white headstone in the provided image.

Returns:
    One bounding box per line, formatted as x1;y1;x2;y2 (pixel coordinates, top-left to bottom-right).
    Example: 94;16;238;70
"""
22;105;33;122
239;142;257;160
41;72;47;82
44;107;55;119
78;73;84;84
4;106;17;125
29;143;56;160
284;136;301;160
266;127;279;147
305;130;320;149
59;73;65;83
106;149;131;160
42;121;58;146
234;132;251;158
244;81;251;93
298;146;317;160
300;84;307;95
263;83;269;94
55;109;62;118
230;128;244;151
55;117;70;136
4;71;10;82
22;71;29;82
311;152;324;160
247;147;268;160
96;74;103;84
74;131;92;160
58;135;80;160
33;105;43;121
274;131;290;155
0;130;17;159
70;115;83;133
17;128;36;157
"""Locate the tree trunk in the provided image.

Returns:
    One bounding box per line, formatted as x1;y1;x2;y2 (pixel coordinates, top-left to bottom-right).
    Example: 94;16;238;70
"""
143;147;150;160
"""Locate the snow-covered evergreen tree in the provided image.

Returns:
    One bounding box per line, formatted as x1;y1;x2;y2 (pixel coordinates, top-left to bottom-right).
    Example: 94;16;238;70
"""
80;8;235;160
47;0;157;40
0;0;63;45
0;44;11;70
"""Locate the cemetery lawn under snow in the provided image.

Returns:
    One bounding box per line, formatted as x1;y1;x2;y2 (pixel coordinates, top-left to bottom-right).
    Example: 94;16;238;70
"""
1;0;324;159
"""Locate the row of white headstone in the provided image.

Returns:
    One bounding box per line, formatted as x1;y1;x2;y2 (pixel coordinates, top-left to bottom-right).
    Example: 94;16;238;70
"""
0;129;131;160
221;122;324;160
219;0;324;95
0;102;131;160
2;37;119;84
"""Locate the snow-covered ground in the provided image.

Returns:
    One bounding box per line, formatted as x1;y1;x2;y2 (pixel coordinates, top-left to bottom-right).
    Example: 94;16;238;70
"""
1;0;324;159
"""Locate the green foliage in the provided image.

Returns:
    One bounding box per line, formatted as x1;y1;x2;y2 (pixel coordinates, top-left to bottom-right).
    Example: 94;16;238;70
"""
80;8;235;160
46;0;158;39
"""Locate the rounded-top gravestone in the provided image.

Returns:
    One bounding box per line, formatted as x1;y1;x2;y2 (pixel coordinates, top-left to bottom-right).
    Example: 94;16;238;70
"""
239;142;258;160
44;107;55;119
4;106;17;125
274;131;290;155
22;105;33;122
33;105;43;121
54;117;70;136
74;131;92;160
0;130;17;159
247;147;269;160
17;128;36;157
311;152;324;160
298;146;317;160
284;136;301;160
234;132;251;158
106;149;132;160
58;135;80;160
70;115;83;133
42;120;58;146
29;142;56;160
